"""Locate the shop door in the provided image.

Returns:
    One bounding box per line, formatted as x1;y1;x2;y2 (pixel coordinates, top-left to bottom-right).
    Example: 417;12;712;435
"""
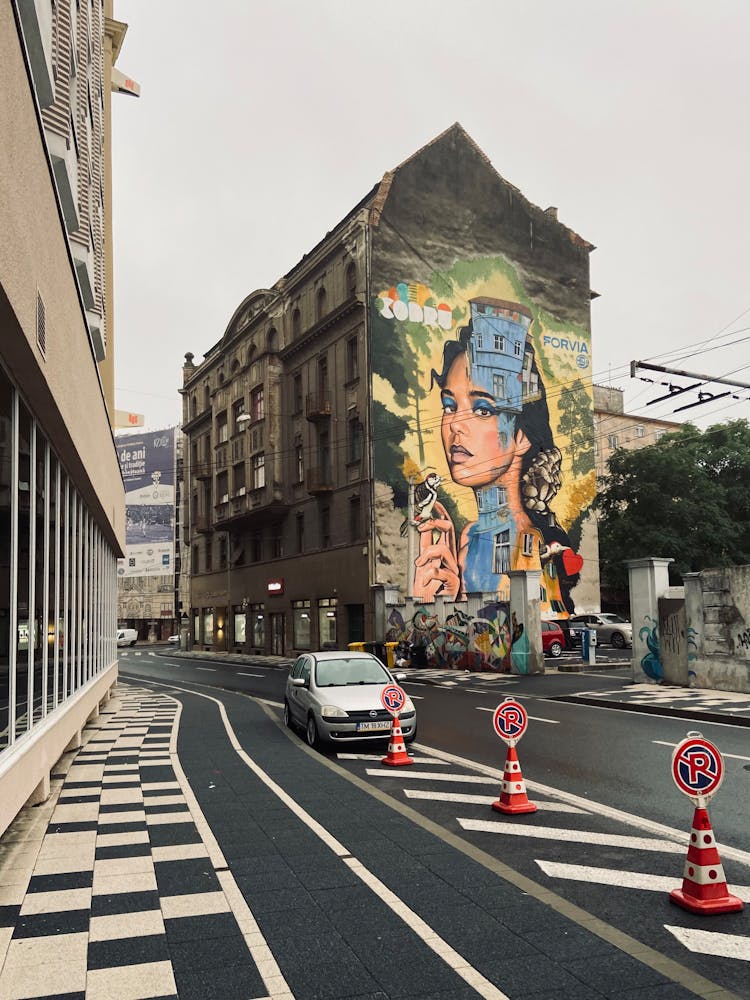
270;613;285;656
346;604;365;643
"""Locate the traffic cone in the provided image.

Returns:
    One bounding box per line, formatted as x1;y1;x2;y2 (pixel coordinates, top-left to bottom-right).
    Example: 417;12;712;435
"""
492;743;537;814
381;715;413;767
669;806;743;914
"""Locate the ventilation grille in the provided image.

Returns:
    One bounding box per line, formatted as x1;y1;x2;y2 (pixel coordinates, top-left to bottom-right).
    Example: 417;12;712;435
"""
36;293;47;356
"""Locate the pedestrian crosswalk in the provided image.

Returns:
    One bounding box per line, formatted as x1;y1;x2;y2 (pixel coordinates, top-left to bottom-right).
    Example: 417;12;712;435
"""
334;745;750;973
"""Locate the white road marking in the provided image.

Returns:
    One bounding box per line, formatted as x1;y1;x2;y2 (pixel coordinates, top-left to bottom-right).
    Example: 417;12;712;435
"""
475;706;559;724
404;790;588;813
338;754;444;763
412;742;750;868
196;667;216;672
407;694;425;699
535;860;750;902
404;681;428;686
653;739;750;762
153;680;509;999
665;926;750;961
366;768;496;785
458;818;685;854
238;672;264;677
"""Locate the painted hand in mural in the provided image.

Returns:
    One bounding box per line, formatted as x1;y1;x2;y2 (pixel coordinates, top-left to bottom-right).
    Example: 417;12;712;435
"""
412;501;462;601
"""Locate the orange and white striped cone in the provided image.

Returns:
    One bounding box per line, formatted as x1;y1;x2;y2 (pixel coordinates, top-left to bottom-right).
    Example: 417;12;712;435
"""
381;715;413;767
492;743;537;815
669;806;743;914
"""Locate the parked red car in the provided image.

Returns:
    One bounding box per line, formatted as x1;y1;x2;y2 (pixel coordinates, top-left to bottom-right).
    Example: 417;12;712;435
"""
541;620;565;658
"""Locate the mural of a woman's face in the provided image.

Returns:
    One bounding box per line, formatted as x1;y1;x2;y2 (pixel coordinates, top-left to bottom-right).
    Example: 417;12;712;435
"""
440;351;528;489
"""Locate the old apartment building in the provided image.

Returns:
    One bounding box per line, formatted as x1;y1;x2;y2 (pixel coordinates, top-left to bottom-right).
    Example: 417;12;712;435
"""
182;124;598;657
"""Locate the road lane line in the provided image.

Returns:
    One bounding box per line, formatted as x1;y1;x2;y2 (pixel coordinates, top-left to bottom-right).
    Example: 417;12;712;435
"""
153;681;510;999
238;672;264;677
404;790;588;813
458;818;685;854
412;742;750;868
665;926;750;961
475;706;559;724
653;739;750;762
196;667;216;672
535;860;750;901
366;768;496;784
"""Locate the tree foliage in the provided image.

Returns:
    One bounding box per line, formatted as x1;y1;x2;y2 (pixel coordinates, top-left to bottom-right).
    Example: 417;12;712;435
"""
556;380;594;476
595;420;750;589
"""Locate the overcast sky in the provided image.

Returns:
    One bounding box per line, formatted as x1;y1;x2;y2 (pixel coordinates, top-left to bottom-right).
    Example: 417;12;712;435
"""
111;0;750;435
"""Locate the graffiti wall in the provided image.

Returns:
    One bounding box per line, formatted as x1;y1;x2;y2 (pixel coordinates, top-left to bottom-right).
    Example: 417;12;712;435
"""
369;127;596;618
385;599;532;674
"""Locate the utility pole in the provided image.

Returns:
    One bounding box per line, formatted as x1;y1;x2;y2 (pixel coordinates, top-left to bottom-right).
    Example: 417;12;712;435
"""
631;361;750;413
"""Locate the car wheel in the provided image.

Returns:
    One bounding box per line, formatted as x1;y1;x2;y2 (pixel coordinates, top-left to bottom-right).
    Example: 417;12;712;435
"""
130;640;136;647
283;701;292;730
306;714;319;749
548;641;563;658
611;632;626;649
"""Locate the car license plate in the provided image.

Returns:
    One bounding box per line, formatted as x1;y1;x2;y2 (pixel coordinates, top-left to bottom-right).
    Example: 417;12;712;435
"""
356;721;391;732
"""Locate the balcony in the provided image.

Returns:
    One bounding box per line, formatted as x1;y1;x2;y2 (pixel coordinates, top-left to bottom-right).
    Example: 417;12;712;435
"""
193;514;211;533
214;485;289;528
193;462;211;480
306;468;333;495
305;392;332;421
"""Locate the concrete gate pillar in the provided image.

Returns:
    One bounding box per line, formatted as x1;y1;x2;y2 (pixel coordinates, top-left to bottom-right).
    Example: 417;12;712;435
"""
626;557;673;683
509;570;544;675
683;572;703;687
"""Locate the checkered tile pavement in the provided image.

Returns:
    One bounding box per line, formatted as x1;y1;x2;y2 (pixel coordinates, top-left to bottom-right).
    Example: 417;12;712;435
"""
0;687;282;1000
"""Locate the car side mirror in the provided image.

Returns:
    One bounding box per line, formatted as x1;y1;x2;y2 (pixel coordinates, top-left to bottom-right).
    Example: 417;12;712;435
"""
291;677;306;688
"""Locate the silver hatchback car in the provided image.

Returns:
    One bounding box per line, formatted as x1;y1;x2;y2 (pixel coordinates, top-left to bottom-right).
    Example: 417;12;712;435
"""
283;650;417;748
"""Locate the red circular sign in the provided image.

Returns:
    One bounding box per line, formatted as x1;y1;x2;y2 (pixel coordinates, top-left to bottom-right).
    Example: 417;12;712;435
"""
671;735;724;801
492;700;529;744
381;684;407;717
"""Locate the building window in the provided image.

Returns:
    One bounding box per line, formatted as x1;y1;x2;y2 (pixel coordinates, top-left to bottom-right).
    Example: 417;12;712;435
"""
522;533;534;557
346;335;359;382
232;398;245;433
252;453;265;489
271;534;283;558
497;487;507;504
205;540;213;573
292;307;301;339
219;533;227;569
635;425;645;438
316;286;327;322
607;434;618;449
654;429;666;441
514;340;522;357
320;506;330;548
346;262;357;297
493;530;510;575
193;610;201;643
296;513;304;554
233;607;246;645
318;356;329;397
492;374;504;399
493;334;505;352
293;373;303;413
250;386;264;422
233;462;245;494
293;600;311;649
267;327;278;353
251;534;262;562
318;598;337;647
217;471;228;504
203;608;214;646
250;603;265;647
349;496;361;542
192;543;200;574
217;412;228;444
295;441;304;484
347;418;361;463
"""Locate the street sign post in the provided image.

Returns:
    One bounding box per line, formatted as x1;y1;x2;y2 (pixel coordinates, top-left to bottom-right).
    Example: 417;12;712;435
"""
671;733;724;805
380;684;407;718
492;699;528;746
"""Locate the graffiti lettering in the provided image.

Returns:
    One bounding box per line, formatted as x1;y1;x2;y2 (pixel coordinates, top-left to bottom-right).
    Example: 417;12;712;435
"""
379;295;453;329
736;628;750;651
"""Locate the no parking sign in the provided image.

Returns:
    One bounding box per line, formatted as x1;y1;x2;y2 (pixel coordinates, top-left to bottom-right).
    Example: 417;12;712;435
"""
380;684;407;718
671;733;724;804
492;699;529;745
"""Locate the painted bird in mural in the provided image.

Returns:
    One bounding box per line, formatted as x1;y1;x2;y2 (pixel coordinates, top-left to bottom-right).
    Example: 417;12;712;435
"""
400;473;442;536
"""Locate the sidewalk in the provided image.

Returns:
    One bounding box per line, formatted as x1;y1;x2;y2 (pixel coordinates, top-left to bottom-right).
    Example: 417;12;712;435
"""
0;677;730;1000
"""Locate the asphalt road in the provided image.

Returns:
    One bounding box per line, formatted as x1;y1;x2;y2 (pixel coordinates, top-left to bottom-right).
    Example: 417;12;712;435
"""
119;646;750;998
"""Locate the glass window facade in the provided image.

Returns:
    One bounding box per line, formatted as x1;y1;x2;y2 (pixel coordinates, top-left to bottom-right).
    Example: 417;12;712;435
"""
0;367;117;756
292;600;311;649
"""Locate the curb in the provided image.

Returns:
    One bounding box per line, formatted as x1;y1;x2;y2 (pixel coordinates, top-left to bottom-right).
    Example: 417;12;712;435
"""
553;694;750;728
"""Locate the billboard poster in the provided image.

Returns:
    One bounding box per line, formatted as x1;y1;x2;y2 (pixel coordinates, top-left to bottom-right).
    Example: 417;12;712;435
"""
116;428;176;579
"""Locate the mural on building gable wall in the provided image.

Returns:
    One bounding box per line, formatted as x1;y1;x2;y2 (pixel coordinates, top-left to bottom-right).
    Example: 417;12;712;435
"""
371;256;595;623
